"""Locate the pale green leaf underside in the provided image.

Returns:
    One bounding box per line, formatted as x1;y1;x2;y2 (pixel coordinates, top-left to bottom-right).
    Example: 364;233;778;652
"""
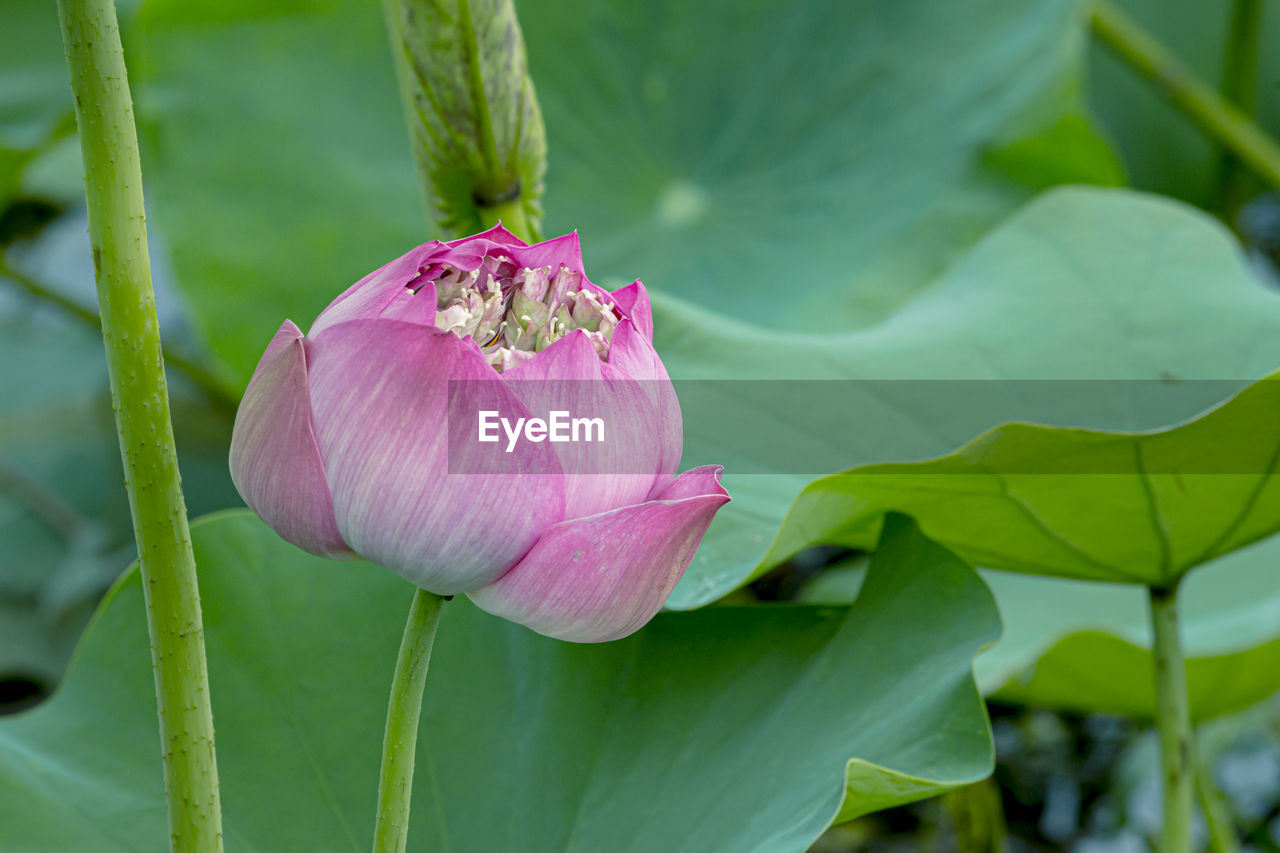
0;511;997;851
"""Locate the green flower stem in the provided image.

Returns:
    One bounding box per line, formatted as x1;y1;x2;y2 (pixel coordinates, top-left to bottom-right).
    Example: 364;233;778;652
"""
1150;582;1192;853
1089;0;1280;194
373;588;446;853
55;0;223;850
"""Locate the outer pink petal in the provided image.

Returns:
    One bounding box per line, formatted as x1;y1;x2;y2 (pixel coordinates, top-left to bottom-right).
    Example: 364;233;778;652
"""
468;466;730;642
609;279;654;341
306;318;566;594
506;330;657;519
450;223;526;248
229;320;353;559
606;316;668;383
310;243;446;337
606;319;683;497
508;231;583;274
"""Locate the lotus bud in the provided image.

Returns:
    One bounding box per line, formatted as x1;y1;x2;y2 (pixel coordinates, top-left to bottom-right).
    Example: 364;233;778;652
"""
229;226;729;642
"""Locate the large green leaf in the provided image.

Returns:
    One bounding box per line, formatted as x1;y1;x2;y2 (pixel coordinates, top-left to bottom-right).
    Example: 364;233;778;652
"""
0;510;997;851
129;0;1116;385
762;370;1280;586
662;187;1280;606
522;0;1119;325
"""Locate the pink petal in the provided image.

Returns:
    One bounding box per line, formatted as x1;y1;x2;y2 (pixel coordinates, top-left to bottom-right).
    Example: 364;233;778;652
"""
606;316;669;383
450;223;526;248
229;321;353;559
505;330;658;519
654;465;725;500
306;318;566;594
605;320;683;497
504;327;603;383
468;466;730;642
310;243;445;337
509;231;583;274
609;279;654;341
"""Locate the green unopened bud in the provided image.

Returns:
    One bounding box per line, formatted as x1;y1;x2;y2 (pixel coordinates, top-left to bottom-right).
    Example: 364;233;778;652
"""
382;0;547;242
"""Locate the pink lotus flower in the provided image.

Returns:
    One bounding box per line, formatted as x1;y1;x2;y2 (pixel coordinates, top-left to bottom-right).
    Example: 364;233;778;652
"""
229;225;729;642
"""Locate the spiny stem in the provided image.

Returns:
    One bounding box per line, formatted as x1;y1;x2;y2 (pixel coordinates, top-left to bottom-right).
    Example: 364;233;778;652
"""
55;0;223;849
0;257;238;416
372;588;446;853
1089;0;1280;195
1149;582;1192;853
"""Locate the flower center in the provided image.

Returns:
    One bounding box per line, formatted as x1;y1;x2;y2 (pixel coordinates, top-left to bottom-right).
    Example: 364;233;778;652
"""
410;254;620;371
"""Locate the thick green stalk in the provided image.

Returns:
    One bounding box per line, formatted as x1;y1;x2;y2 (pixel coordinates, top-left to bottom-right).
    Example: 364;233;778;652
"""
1090;0;1280;194
1150;583;1192;853
373;588;446;853
56;1;223;850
